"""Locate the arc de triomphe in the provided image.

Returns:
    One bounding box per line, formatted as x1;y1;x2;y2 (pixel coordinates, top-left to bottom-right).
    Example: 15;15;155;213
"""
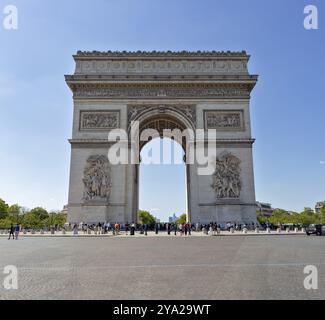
65;50;258;225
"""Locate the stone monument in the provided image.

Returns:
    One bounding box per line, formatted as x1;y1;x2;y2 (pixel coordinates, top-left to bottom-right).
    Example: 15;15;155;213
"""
65;50;258;225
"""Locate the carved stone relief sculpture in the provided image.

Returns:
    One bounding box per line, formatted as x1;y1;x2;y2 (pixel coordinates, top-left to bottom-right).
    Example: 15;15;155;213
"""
83;155;111;202
127;104;196;126
212;152;241;199
205;111;243;130
80;111;119;130
73;84;251;99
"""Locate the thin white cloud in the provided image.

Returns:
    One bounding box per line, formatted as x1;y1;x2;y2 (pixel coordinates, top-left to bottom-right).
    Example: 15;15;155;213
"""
320;160;325;165
150;208;160;212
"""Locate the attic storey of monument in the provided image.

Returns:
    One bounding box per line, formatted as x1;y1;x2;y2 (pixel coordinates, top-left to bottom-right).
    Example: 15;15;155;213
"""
65;50;258;225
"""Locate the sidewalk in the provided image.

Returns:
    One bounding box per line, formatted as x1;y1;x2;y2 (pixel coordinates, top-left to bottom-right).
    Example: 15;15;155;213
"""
0;230;306;238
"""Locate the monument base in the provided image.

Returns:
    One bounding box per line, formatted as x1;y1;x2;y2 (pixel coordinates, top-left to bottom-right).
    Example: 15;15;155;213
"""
195;204;257;225
68;205;127;224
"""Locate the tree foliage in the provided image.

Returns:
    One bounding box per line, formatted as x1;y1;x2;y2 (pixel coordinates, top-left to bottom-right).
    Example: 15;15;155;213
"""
0;218;12;228
175;213;187;224
8;204;21;216
0;200;67;229
138;210;156;224
259;208;325;225
43;213;67;228
29;207;49;220
0;198;9;219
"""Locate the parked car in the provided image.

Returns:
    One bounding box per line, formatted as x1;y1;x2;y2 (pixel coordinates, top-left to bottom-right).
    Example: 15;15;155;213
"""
306;224;325;236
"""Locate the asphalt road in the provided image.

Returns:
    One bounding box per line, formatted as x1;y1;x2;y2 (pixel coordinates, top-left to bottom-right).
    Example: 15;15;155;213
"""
0;235;324;300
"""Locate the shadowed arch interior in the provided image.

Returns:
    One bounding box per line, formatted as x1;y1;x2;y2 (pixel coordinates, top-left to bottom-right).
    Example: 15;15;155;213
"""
139;114;190;152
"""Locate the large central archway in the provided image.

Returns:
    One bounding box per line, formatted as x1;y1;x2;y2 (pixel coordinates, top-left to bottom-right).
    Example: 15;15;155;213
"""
138;136;187;223
131;110;195;223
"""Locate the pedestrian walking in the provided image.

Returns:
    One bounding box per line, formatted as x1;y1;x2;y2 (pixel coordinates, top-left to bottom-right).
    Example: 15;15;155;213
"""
8;224;15;240
73;224;78;235
167;223;171;235
14;224;20;240
114;222;120;235
155;223;159;234
180;223;184;236
130;222;135;235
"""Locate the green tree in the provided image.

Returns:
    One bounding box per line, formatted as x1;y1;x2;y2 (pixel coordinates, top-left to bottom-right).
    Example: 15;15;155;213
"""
43;212;67;228
256;211;267;224
8;204;22;223
22;213;41;228
175;213;187;224
268;209;289;225
0;198;9;219
319;213;325;224
8;204;21;215
53;213;67;227
0;218;12;228
320;205;325;214
29;207;49;221
298;208;317;225
138;210;156;224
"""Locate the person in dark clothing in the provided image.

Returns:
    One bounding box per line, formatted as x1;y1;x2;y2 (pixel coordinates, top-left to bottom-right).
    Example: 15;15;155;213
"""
125;223;130;235
155;223;159;234
8;224;15;240
167;223;171;235
130;222;135;235
173;223;177;235
144;224;148;236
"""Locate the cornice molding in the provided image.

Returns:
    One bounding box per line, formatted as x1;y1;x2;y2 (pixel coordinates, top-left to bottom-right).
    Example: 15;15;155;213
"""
65;74;258;82
69;138;255;144
68;82;254;99
75;50;249;59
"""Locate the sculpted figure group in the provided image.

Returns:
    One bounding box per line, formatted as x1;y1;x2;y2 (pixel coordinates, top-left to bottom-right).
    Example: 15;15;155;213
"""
213;152;241;199
83;155;111;201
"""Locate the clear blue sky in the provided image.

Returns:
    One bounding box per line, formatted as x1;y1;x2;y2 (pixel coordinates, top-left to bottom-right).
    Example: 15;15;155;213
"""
0;0;324;220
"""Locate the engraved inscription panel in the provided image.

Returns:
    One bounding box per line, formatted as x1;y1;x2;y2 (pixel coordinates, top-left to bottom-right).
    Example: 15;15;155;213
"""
77;59;248;75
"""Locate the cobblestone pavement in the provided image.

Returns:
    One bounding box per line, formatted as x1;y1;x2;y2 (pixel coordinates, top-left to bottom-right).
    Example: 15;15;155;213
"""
0;236;324;300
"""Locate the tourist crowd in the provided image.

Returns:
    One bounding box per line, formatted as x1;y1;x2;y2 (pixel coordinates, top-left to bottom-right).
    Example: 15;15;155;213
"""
70;221;259;236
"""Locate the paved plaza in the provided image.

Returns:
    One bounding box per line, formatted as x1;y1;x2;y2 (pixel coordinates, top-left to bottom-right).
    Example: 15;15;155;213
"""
0;235;325;300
